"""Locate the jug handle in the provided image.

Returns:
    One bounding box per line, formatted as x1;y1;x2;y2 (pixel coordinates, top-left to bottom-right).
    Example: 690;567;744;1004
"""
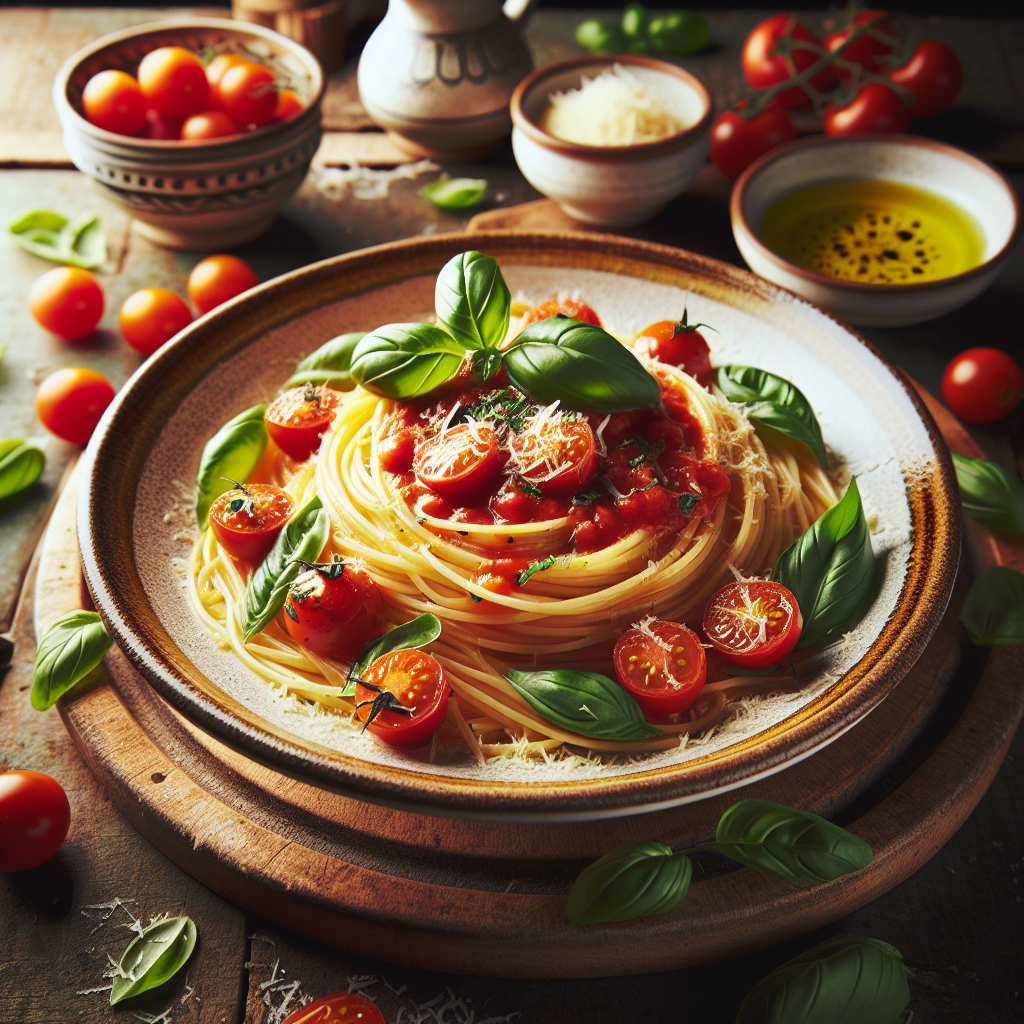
502;0;537;26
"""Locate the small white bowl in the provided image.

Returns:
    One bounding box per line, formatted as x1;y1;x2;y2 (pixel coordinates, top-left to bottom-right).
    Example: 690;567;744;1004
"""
510;55;712;227
731;134;1020;328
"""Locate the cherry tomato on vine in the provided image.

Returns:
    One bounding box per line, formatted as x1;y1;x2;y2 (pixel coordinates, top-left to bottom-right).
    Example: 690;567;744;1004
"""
119;288;192;356
0;769;71;872
710;105;797;180
703;580;803;670
180;109;238;140
188;254;259;314
273;88;305;122
824;8;896;74
741;14;837;110
29;266;104;341
508;419;597;498
633;312;714;386
414;423;503;504
36;368;114;445
217;60;278;128
137;46;209;121
941;348;1022;424
888;40;963;118
613;620;707;716
823;83;909;136
208;483;295;564
82;69;147;135
355;649;451;746
281;991;385;1024
265;385;342;462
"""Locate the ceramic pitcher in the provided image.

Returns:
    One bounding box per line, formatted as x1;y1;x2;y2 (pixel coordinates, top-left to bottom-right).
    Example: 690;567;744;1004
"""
357;0;534;159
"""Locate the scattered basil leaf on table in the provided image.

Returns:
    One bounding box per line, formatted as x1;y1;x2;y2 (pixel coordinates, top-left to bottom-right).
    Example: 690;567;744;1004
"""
952;453;1024;535
8;209;107;269
0;440;44;501
421;178;488;210
736;933;911;1024
435;250;510;351
715;799;873;883
285;332;366;390
504;317;662;413
109;915;197;1005
567;840;692;924
772;477;874;648
505;668;660;742
243;496;330;641
342;613;442;696
32;610;112;711
575;19;629;54
351;323;466;400
195;404;268;530
717;365;828;468
959;567;1024;646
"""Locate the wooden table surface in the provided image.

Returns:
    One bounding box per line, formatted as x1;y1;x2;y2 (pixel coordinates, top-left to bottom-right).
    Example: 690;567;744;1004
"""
1;8;1021;1024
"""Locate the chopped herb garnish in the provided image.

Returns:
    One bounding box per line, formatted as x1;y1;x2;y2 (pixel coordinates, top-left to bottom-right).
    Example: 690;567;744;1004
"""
467;388;532;434
516;555;555;586
572;489;603;506
519;479;544;498
627;437;665;469
471;593;483;603
295;554;346;580
679;493;699;514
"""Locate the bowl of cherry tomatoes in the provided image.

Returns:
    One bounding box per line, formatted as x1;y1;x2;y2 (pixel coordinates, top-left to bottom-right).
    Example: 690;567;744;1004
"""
53;18;324;251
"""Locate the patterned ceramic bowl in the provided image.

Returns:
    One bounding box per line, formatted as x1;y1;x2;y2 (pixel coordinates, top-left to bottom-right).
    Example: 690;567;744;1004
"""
53;18;324;251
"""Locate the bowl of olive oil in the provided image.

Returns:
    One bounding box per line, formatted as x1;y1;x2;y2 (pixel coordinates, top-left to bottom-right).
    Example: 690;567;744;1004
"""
731;135;1019;327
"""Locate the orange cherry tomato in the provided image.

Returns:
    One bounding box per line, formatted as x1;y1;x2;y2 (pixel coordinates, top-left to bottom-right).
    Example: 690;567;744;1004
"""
218;60;278;128
119;288;192;356
703;580;803;670
281;991;385;1024
508;419;597;498
29;266;104;341
82;69;147;135
208;483;295;564
414;423;502;505
265;385;342;462
355;649;451;747
613;620;707;716
273;88;304;121
634;314;713;387
187;254;259;314
140;107;181;139
205;52;249;94
137;46;209;121
180;109;238;140
36;367;115;445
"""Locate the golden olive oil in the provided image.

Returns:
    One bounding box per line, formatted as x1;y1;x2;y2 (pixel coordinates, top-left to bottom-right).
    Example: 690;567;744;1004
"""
758;179;984;285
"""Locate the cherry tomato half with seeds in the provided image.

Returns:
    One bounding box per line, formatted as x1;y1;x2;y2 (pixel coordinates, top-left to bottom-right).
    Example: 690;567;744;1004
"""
942;347;1022;424
509;419;597;498
703;580;803;670
265;385;342;462
36;367;115;445
741;15;837;110
888;40;963;118
29;266;104;341
217;60;278;128
414;423;502;505
137;46;209;121
120;287;192;356
82;69;147;135
613;620;707;716
633;313;713;386
710;105;797;180
208;483;295;564
0;769;71;872
188;254;259;315
281;991;385;1024
355;649;451;747
824;83;909;136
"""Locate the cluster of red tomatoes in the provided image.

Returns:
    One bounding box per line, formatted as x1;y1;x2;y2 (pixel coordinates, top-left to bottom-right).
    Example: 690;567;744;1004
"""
711;10;963;179
31;254;259;445
82;46;303;141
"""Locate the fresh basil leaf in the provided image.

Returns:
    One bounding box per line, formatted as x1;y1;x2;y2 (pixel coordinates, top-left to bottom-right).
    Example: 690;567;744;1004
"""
718;365;827;468
343;613;443;696
471;348;503;382
952;453;1024;536
772;477;874;648
715;799;873;883
195;404;268;531
567;841;692;924
243;496;330;641
109;915;197;1005
0;440;44;501
32;610;112;711
421;178;488;210
960;566;1024;646
351;323;465;399
285;332;366;390
678;493;698;515
504;317;661;413
736;933;911;1024
8;209;106;269
516;555;555;586
505;668;660;742
435;250;510;351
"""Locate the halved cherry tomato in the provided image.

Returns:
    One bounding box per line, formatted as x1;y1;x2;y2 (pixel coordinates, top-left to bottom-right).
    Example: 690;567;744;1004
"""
273;88;305;122
355;649;451;746
218;60;278;128
208;483;295;564
942;347;1022;424
119;287;192;356
703;580;803;669
181;109;238;140
741;15;837;110
187;254;259;314
824;83;909;136
29;266;104;341
0;769;71;872
521;298;602;328
137;46;209;121
633;313;713;386
283;559;385;662
82;69;147;135
265;385;342;462
281;991;385;1024
613;619;707;716
888;40;962;118
414;423;502;505
508;418;597;498
710;105;797;180
36;367;115;445
825;9;896;74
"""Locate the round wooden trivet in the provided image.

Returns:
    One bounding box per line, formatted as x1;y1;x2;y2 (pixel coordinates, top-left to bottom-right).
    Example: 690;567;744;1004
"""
41;388;1023;978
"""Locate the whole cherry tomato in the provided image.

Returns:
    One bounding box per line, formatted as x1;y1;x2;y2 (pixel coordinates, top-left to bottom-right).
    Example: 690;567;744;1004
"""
942;348;1022;424
140;107;181;140
613;619;707;716
205;52;249;94
710;106;797;179
414;423;503;505
119;288;192;356
218;61;278;128
0;769;71;872
36;368;115;445
273;88;305;122
824;83;909;136
137;46;209;121
508;419;597;498
741;14;837;110
188;254;259;314
208;483;295;564
81;69;147;135
888;40;963;118
265;385;343;462
180;109;238;140
825;8;896;73
703;580;803;669
633;311;714;386
355;649;451;747
281;991;385;1024
29;266;104;341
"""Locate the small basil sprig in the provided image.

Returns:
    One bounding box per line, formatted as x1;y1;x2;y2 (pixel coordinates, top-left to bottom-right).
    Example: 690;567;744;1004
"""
736;934;912;1024
505;668;660;742
422;178;488;210
341;613;443;697
435;250;510;352
109;916;197;1005
718;365;828;468
959;566;1024;646
195;404;268;530
285;332;366;391
8;209;106;269
351;323;466;400
567;841;692;924
32;610;112;711
952;453;1024;535
0;440;44;502
243;496;330;641
772;477;874;648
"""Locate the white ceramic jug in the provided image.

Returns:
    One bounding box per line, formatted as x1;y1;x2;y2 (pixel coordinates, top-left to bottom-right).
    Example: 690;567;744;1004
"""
357;0;534;159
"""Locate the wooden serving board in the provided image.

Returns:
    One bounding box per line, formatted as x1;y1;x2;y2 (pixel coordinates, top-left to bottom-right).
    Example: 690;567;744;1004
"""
39;387;1023;979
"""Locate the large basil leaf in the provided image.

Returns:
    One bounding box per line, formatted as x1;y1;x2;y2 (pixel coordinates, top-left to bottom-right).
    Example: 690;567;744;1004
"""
351;323;465;399
960;567;1024;646
8;209;106;269
109;916;197;1005
285;332;366;391
31;610;112;711
952;453;1024;536
736;933;911;1024
341;613;443;696
718;365;827;468
0;439;44;501
195;404;268;530
243;496;330;641
715;799;873;883
505;668;660;742
771;477;874;648
504;317;661;413
567;841;692;924
435;250;510;351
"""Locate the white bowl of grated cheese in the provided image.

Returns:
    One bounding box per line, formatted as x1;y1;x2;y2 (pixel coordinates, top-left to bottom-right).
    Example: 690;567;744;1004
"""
510;55;712;227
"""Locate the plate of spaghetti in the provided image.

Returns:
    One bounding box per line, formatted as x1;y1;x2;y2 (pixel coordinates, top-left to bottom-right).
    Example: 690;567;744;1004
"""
79;233;958;821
